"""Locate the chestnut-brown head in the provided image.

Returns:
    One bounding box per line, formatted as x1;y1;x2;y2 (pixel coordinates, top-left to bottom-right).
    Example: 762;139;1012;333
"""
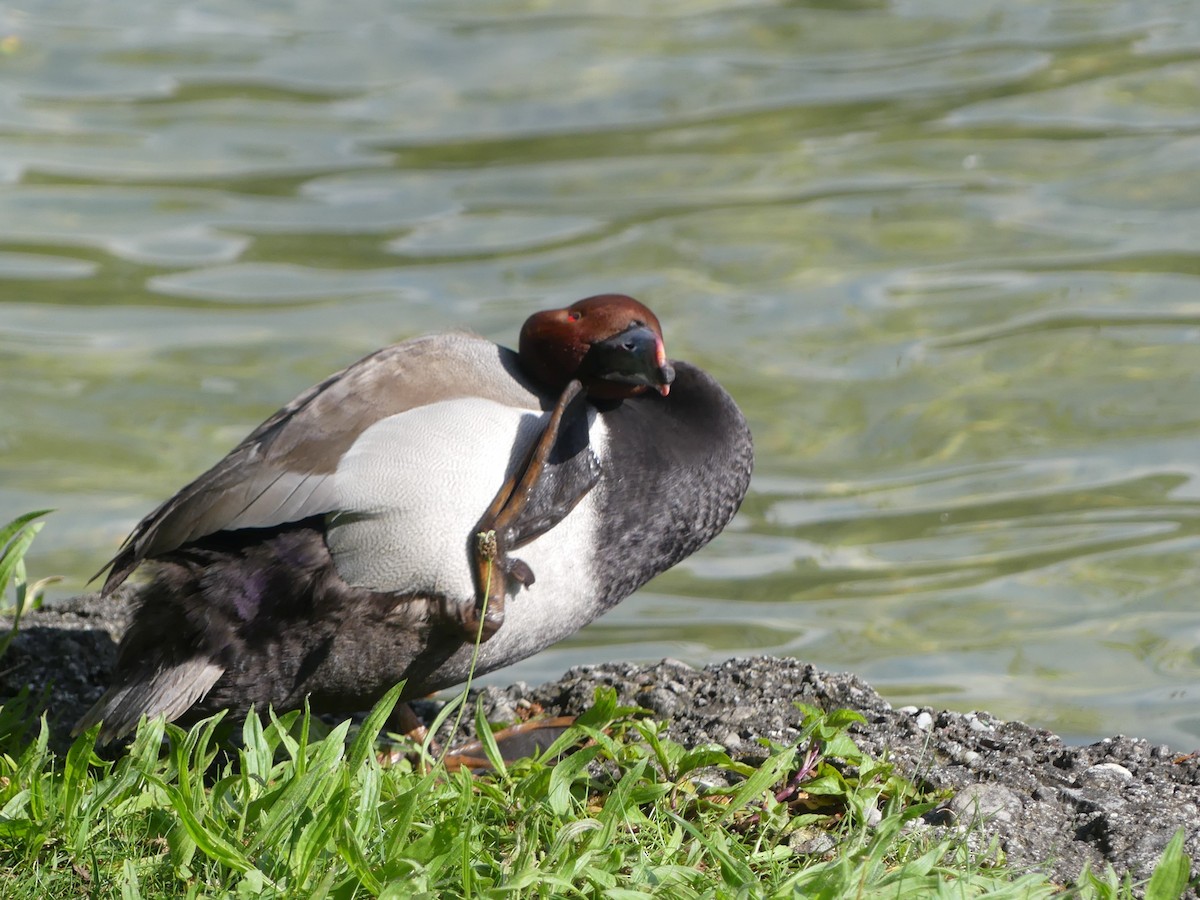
519;294;676;400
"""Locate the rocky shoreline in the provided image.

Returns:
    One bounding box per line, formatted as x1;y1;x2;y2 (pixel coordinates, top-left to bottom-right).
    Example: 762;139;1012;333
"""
4;593;1199;888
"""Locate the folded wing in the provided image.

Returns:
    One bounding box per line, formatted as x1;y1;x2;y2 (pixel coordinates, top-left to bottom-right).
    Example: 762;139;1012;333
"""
99;334;542;594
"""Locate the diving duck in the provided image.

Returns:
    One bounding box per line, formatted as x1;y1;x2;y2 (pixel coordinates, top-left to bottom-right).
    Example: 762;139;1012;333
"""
77;294;754;742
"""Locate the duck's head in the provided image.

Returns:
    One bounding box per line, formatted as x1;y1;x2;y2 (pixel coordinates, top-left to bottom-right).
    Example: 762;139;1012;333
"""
519;294;676;401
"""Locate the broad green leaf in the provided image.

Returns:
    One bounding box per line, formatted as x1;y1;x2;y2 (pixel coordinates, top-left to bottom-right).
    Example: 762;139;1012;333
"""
547;744;601;816
348;681;403;771
720;745;796;820
149;775;253;873
1146;829;1191;900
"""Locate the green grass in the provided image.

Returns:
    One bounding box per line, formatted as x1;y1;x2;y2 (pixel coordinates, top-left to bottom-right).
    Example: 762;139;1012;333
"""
0;510;58;658
0;514;1193;898
2;683;1190;899
0;686;1054;899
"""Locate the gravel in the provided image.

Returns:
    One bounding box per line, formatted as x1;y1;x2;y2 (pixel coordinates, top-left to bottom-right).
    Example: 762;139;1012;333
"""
4;592;1200;887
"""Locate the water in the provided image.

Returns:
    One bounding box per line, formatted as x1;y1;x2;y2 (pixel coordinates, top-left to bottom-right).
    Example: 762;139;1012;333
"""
3;0;1200;747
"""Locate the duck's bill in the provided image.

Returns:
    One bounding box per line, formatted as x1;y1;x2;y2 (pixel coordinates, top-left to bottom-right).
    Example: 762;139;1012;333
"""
586;325;676;397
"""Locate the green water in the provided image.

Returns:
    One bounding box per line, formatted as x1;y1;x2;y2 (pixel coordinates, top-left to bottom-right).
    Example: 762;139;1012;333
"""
3;0;1200;747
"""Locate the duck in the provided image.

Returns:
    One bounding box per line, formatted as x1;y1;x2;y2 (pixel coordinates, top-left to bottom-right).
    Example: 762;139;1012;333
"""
76;293;754;743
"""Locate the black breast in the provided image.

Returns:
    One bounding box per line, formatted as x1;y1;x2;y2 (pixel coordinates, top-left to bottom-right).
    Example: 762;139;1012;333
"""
592;361;753;607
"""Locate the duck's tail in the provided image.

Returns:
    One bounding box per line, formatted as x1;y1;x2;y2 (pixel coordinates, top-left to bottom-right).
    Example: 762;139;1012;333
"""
73;657;225;744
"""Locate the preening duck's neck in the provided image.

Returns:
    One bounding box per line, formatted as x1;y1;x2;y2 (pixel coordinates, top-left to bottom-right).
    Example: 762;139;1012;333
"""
590;361;754;607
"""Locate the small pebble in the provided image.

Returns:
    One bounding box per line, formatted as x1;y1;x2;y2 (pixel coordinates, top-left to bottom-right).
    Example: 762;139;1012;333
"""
788;830;836;855
1079;762;1133;785
965;713;993;733
902;818;931;834
694;774;730;792
947;784;1021;824
915;711;934;731
636;688;679;717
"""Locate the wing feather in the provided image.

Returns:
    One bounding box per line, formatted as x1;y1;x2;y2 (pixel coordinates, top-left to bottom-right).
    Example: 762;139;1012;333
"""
99;334;542;595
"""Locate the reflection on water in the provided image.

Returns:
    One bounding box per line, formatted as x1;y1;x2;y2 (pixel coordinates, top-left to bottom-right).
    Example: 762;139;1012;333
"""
3;0;1200;747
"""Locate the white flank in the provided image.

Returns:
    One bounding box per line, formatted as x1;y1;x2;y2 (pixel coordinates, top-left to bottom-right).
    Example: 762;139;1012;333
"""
327;397;609;677
329;397;538;598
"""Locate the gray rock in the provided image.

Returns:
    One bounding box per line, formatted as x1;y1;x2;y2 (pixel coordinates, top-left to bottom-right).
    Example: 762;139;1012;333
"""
943;783;1023;826
4;593;1200;887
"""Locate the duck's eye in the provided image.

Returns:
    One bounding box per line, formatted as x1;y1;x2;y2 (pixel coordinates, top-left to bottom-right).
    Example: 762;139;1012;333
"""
567;311;582;322
631;319;645;327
